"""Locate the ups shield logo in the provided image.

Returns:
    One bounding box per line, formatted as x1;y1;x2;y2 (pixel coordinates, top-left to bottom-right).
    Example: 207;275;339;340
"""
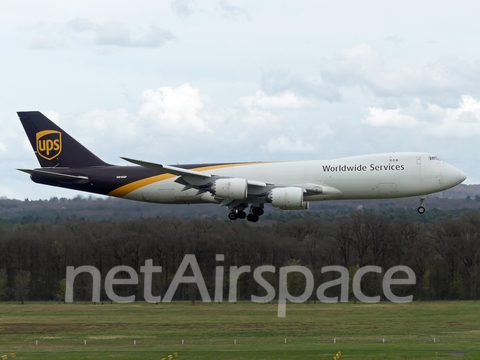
36;130;62;161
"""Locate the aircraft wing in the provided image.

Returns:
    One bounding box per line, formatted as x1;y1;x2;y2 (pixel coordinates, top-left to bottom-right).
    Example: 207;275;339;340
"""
121;157;212;178
122;157;270;187
121;157;341;206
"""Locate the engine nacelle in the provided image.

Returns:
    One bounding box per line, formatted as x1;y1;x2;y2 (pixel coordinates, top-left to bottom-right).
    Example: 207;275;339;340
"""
210;178;248;200
268;187;309;210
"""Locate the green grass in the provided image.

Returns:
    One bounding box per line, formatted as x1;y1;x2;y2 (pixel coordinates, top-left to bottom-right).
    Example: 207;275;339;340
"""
1;301;480;359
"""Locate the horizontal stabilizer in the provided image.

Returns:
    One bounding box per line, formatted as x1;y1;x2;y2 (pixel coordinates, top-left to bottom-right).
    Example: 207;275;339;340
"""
18;169;89;182
121;157;212;178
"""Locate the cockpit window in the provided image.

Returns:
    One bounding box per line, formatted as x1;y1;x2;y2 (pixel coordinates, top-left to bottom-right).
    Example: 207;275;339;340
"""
429;156;441;161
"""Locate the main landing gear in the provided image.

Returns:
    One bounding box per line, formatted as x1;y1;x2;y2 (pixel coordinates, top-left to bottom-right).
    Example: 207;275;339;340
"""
417;195;427;214
228;210;247;220
228;206;264;222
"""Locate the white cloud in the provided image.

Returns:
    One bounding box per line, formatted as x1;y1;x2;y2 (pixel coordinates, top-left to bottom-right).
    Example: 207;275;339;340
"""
0;141;6;156
76;108;136;141
26;22;71;49
40;84;324;165
138;83;211;135
171;0;196;17
238;94;280;127
362;96;480;137
22;138;32;155
261;69;341;102
48;84;328;163
0;113;33;160
458;111;478;123
363;107;420;128
95;24;176;48
27;19;176;50
240;91;313;110
314;123;334;137
318;44;480;106
44;111;61;124
425;96;480;137
29;37;68;50
240;108;279;127
67;18;95;32
385;35;404;44
237;90;316;128
216;1;250;21
265;136;316;154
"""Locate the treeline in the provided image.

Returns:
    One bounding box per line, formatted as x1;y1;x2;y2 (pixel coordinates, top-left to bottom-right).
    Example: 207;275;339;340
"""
2;191;480;225
1;212;480;302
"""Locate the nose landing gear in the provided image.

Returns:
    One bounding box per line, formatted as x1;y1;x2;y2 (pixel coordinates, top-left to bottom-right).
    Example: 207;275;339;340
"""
418;195;427;214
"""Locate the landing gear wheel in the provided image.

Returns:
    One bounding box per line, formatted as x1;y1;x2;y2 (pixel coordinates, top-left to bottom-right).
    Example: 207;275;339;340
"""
417;206;426;215
247;214;259;222
237;211;246;219
251;207;264;216
228;211;238;220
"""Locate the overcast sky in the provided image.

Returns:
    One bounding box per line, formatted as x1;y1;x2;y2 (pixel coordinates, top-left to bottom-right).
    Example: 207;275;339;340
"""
1;0;480;200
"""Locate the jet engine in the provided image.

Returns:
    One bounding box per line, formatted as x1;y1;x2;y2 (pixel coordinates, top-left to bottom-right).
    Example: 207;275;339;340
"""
210;178;248;199
268;187;309;210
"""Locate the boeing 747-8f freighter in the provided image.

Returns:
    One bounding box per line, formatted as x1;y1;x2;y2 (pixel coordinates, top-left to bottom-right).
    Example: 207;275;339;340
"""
18;111;466;222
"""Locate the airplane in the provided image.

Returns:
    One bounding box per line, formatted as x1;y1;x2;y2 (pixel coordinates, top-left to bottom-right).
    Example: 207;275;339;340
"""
17;111;466;222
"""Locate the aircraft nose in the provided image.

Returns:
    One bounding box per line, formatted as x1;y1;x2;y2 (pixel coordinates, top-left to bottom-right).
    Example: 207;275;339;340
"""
442;164;466;188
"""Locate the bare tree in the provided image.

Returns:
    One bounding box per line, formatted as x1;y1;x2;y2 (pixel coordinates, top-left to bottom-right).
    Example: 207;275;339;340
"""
14;271;31;304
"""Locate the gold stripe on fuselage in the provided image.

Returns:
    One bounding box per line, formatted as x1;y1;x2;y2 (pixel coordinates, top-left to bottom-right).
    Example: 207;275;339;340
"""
108;162;269;198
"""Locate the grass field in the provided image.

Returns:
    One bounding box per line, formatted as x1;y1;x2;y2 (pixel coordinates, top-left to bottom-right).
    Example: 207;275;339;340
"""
1;301;480;359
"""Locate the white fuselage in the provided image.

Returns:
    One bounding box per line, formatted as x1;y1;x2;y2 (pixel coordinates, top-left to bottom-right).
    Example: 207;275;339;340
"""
122;152;466;205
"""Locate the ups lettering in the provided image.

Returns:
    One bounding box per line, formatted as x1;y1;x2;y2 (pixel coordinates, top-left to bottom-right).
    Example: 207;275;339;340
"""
36;130;62;161
38;139;59;156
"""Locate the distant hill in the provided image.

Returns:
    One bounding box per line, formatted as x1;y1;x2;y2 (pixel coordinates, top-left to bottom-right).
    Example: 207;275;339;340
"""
435;184;480;199
0;184;478;224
